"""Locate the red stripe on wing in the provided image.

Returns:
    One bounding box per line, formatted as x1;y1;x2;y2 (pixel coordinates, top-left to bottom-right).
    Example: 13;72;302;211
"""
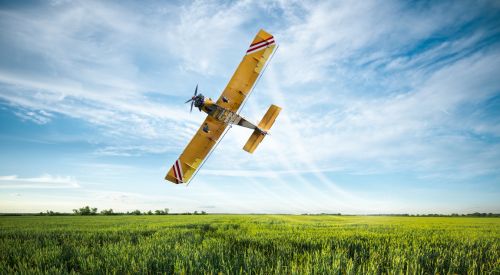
175;160;183;183
172;164;179;184
249;36;274;47
246;39;275;53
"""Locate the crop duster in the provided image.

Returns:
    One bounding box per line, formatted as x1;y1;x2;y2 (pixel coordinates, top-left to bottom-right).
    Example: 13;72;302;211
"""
165;29;281;185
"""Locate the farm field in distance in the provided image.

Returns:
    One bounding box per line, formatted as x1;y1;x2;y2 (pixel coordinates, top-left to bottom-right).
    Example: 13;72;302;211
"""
0;215;498;274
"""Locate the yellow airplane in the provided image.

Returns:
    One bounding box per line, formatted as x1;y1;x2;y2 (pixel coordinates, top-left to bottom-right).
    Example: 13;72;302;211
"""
165;29;281;185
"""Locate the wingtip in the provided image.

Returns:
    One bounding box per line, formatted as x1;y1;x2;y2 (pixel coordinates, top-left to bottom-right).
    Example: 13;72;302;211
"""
257;28;272;38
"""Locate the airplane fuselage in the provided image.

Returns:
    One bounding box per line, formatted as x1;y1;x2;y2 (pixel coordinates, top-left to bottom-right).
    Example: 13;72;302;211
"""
198;97;263;133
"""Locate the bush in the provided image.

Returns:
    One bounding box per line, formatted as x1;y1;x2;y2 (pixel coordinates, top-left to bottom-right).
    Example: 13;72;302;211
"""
130;210;141;215
154;208;169;215
100;209;115;215
73;206;97;215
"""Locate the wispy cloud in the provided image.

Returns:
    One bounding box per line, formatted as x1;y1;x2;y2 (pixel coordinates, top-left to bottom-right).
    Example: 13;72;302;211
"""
13;109;52;125
0;1;201;156
0;1;499;213
232;1;500;180
0;174;80;189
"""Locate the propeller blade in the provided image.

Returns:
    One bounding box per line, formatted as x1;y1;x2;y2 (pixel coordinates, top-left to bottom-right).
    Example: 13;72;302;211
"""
185;98;193;103
194;84;198;96
190;101;194;112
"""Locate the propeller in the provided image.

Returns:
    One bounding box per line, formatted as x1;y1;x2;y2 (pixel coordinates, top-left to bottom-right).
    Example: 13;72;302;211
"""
185;84;198;113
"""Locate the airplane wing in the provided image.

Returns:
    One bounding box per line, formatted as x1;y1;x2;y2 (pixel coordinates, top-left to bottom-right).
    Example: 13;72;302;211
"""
165;116;228;184
216;29;277;112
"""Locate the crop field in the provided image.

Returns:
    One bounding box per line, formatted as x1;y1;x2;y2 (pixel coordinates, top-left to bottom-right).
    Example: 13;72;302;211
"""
0;215;498;274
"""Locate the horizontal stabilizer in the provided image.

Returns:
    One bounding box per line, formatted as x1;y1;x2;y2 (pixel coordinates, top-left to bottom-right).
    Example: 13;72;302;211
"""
258;104;281;131
243;130;265;153
243;104;281;153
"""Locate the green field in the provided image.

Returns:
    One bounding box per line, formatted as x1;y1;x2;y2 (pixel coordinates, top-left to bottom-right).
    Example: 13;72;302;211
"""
0;215;498;274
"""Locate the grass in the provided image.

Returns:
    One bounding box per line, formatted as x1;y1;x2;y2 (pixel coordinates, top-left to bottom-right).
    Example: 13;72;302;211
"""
0;215;499;274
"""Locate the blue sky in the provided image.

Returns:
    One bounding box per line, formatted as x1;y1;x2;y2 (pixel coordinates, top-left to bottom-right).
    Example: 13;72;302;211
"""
0;0;499;214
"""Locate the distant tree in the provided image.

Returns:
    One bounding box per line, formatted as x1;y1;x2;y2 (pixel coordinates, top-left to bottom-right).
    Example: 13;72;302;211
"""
154;208;170;215
101;209;114;215
147;210;153;215
82;206;91;215
73;206;98;215
39;210;65;216
74;206;88;215
194;211;198;215
201;211;207;215
131;210;142;215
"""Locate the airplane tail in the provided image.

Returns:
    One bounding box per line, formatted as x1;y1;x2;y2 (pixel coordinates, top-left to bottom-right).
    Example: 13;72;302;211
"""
243;104;281;153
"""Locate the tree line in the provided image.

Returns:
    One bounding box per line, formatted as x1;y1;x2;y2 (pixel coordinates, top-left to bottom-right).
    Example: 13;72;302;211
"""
36;206;207;216
361;213;500;217
72;206;171;216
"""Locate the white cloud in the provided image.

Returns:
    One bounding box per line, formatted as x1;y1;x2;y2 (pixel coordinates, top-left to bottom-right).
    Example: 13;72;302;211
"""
164;1;255;75
251;49;500;180
200;167;344;178
224;1;500;181
0;1;204;155
0;174;80;188
13;109;52;124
